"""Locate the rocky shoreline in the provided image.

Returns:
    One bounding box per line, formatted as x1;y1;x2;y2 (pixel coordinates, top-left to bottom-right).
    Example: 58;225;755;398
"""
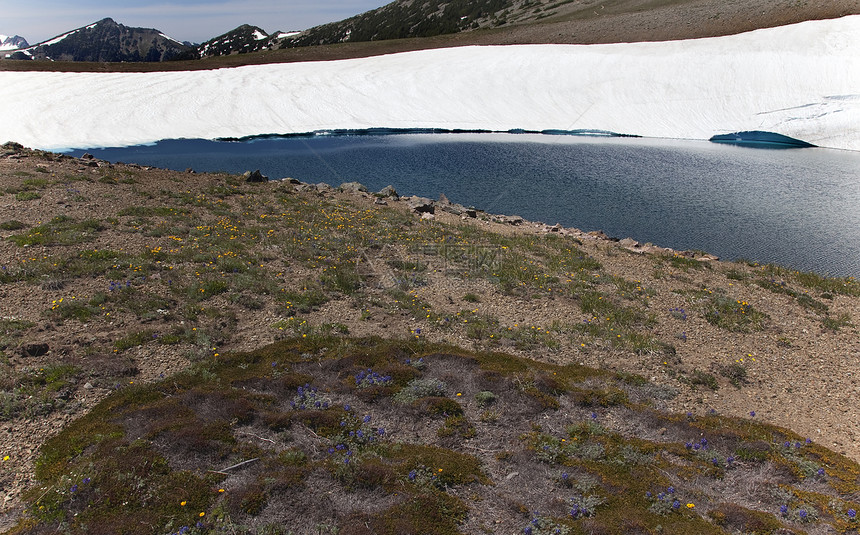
2;145;860;529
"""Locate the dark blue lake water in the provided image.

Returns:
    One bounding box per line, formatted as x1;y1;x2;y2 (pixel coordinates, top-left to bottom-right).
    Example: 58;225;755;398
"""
69;134;860;277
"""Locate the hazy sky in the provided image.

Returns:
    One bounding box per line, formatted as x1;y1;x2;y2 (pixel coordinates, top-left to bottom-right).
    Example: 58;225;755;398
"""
1;0;389;44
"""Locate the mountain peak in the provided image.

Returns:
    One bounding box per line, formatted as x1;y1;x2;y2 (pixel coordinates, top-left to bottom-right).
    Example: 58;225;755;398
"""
0;34;29;51
196;24;272;58
17;18;192;62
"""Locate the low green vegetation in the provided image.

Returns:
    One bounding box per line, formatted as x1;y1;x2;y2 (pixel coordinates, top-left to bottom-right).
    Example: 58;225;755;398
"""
4;147;860;535
10;336;860;534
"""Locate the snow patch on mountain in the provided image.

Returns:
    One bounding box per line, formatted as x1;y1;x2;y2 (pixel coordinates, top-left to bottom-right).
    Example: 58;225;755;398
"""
1;16;857;151
0;35;29;51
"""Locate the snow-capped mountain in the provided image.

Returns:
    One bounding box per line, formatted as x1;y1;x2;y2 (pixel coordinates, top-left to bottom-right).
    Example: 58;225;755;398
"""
196;25;276;58
0;34;29;51
16;18;192;62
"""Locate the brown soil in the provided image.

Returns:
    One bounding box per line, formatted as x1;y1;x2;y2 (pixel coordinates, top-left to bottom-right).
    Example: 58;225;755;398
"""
1;146;859;531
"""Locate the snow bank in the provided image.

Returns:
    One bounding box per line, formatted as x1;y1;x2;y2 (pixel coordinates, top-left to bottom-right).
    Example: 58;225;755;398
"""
1;15;858;151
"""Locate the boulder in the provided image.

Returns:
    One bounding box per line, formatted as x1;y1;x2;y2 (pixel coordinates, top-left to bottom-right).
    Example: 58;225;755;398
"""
243;169;268;182
377;185;399;199
441;203;465;216
339;181;368;194
21;343;49;358
2;141;23;151
315;183;334;193
407;196;435;214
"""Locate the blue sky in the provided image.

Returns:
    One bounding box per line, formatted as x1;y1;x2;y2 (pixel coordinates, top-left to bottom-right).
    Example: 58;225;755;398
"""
1;0;388;44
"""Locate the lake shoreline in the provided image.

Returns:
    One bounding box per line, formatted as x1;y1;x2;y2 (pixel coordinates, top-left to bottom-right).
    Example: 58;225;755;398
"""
2;144;859;526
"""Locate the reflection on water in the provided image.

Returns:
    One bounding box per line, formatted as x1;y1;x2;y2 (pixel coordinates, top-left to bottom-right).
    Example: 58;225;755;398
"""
69;134;860;276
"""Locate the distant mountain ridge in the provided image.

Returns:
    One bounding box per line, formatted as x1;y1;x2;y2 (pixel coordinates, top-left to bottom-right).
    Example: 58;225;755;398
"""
13;18;192;62
2;0;856;65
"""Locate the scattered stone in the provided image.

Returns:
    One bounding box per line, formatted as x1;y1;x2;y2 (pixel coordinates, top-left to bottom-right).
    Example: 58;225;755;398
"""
377;185;399;199
315;183;334;193
588;230;611;240
491;214;524;225
286;178;302;184
696;253;720;261
185;168;195;174
2;141;23;151
439;192;450;204
80;153;95;160
374;198;388;205
407;196;435;214
619;237;639;248
21;343;49;358
441;203;465;216
339;181;367;194
420;212;435;220
243;170;268;183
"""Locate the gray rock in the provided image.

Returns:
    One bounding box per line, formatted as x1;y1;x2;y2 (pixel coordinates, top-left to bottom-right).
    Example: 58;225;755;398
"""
339;181;368;194
2;141;23;152
441;203;465;216
407;196;435;214
377;185;399;199
315;183;334;192
491;214;524;225
21;343;49;358
243;169;268;182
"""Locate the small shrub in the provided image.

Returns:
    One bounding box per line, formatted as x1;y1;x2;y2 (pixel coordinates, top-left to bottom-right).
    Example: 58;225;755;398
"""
717;363;748;388
394;377;448;403
822;312;852;331
418;397;463;417
686;369;719;391
0;220;27;230
15;191;41;201
475;390;497;406
703;295;766;332
114;330;155;352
